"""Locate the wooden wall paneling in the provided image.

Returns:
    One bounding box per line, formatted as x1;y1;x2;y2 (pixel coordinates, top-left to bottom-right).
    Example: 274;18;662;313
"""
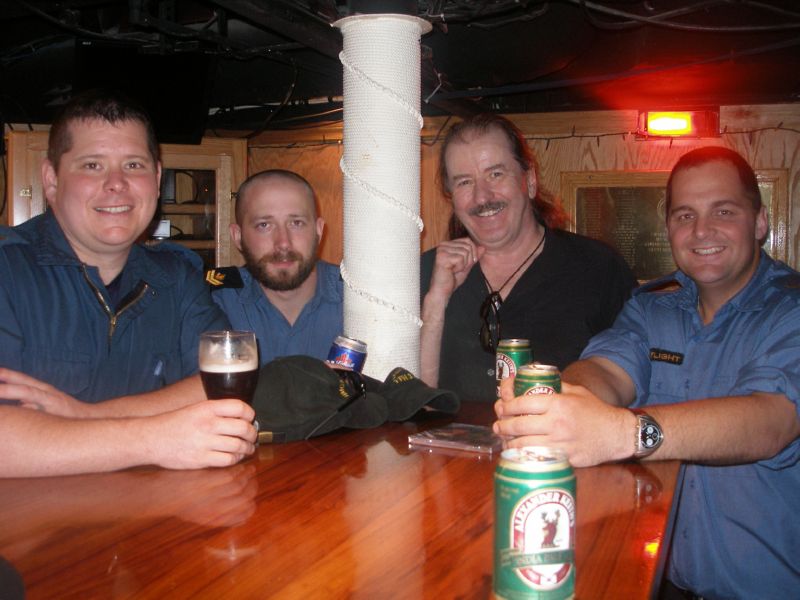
420;141;451;253
5;130;48;226
248;142;344;264
247;104;800;269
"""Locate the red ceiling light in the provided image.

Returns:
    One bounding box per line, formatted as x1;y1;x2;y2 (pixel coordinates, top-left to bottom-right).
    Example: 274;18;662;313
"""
637;109;720;139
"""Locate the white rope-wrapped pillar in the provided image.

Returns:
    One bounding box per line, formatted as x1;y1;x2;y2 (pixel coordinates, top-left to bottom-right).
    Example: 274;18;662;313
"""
334;14;431;380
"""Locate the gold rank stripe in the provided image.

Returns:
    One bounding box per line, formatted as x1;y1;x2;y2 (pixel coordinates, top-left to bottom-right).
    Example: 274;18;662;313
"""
205;270;226;286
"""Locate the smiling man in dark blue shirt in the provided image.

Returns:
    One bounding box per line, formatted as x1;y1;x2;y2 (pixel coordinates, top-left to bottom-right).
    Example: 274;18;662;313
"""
0;90;256;477
495;147;800;599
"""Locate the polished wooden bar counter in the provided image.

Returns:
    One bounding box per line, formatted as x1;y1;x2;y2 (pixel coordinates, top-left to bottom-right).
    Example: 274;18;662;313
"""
0;403;681;599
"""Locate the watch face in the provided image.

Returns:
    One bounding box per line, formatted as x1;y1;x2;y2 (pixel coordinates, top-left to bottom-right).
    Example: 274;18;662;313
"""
642;423;660;448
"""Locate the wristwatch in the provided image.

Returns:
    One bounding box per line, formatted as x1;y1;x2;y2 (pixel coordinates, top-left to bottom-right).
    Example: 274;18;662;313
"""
630;409;664;459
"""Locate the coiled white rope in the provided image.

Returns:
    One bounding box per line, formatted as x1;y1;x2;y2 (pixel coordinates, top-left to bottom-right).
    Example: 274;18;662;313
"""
335;14;430;379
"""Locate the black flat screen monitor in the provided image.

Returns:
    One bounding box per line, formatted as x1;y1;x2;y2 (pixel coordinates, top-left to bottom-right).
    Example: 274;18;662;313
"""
73;39;214;145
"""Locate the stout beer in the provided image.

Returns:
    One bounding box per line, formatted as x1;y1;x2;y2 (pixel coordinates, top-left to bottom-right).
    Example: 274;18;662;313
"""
198;330;260;405
200;359;259;404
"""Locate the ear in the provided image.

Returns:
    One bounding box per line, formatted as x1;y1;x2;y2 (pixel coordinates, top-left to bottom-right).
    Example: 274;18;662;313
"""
155;161;162;191
42;160;58;206
230;223;243;252
315;217;325;240
526;169;537;199
755;205;768;242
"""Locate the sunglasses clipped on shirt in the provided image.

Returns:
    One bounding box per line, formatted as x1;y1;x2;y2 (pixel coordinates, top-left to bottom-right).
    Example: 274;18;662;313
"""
479;291;503;354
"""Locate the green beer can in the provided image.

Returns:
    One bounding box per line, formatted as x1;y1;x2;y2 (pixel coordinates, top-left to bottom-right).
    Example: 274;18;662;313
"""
496;339;534;398
514;363;561;396
494;447;576;600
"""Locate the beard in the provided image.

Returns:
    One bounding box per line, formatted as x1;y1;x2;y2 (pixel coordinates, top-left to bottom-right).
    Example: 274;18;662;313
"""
242;239;318;292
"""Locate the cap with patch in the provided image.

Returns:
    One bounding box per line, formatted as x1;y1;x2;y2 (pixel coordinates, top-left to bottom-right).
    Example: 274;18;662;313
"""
252;356;459;443
378;367;460;420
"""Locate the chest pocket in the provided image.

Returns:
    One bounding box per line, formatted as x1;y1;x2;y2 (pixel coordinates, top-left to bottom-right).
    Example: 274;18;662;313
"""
648;360;688;405
116;351;173;396
22;347;92;397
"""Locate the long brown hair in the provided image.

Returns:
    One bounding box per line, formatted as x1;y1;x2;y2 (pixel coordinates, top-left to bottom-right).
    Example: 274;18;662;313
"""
437;114;568;239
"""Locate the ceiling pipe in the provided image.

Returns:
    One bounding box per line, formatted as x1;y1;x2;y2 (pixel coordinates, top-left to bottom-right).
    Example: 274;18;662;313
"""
208;0;481;118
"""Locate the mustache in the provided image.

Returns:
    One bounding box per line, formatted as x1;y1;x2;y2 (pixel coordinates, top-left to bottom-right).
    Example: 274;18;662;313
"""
265;250;302;264
469;201;506;216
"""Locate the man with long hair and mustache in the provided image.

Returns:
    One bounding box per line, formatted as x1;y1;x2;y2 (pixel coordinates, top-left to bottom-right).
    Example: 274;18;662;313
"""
210;170;343;365
420;114;637;401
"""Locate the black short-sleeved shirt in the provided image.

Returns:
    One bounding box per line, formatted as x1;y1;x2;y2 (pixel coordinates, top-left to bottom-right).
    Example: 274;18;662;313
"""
421;228;637;401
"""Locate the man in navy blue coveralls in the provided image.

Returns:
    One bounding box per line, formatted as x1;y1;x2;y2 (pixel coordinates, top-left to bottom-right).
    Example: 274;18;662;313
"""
495;147;800;599
0;90;256;477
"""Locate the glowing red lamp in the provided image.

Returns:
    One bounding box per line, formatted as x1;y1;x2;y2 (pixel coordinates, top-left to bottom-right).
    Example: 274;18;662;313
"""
637;109;719;139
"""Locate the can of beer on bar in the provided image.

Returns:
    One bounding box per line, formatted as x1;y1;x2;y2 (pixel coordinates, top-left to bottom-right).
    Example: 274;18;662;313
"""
494;447;576;600
496;339;533;398
514;363;561;396
326;336;367;373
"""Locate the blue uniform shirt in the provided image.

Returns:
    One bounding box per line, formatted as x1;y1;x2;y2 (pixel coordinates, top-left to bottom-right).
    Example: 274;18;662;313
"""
0;212;230;403
211;262;343;365
582;251;800;599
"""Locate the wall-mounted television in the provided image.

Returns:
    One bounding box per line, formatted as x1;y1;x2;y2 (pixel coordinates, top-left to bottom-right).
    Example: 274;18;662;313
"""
73;39;214;145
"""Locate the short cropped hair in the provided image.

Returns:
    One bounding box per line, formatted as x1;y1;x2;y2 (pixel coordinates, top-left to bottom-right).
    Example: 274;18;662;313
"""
437;113;568;237
234;169;318;223
665;146;761;215
47;88;159;170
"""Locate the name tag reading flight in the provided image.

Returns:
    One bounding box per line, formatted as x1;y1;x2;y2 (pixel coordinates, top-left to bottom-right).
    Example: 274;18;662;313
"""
649;348;684;365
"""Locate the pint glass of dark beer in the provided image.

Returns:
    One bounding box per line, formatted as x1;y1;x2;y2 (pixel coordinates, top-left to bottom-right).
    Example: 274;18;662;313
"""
199;331;259;404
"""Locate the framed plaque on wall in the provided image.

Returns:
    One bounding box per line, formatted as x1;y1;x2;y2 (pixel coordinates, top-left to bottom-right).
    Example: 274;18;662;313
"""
561;170;789;282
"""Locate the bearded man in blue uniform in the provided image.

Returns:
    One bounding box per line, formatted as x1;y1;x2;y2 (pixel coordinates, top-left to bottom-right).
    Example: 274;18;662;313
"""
208;169;343;365
495;146;800;599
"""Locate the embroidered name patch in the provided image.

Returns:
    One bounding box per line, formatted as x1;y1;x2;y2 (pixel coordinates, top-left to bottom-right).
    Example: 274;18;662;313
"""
649;348;684;365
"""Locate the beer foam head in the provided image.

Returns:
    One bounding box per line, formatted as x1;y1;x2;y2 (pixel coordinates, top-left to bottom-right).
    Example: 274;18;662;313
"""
199;331;258;372
199;355;258;372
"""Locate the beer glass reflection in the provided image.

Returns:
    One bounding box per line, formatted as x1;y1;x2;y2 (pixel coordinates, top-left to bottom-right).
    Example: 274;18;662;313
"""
199;331;259;404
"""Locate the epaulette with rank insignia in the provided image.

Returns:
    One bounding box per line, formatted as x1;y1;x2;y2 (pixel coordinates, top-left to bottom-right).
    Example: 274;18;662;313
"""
205;266;244;290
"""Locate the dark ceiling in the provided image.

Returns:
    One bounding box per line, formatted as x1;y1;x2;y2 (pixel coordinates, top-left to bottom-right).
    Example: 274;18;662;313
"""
2;0;799;143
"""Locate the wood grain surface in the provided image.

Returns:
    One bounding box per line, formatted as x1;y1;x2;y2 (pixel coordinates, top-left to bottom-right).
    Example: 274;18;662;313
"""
0;404;681;600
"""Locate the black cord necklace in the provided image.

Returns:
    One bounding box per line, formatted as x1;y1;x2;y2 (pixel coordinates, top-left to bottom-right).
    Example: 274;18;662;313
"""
481;230;546;305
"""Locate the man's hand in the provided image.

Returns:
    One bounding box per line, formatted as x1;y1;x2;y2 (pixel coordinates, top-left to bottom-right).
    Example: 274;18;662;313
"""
427;237;484;303
143;400;258;470
420;237;485;388
493;377;635;467
0;367;92;418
